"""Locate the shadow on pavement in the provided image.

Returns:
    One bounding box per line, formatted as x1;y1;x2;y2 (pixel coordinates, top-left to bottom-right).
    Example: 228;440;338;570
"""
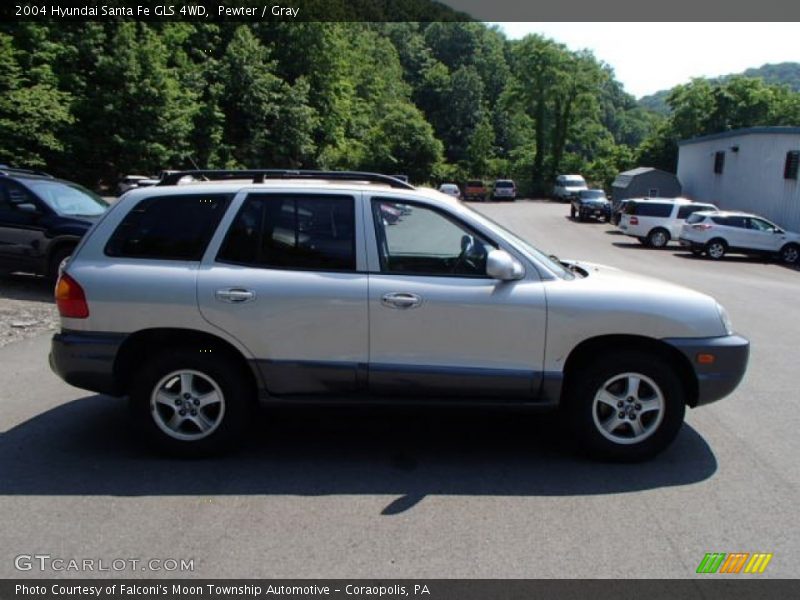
0;395;718;513
0;273;54;303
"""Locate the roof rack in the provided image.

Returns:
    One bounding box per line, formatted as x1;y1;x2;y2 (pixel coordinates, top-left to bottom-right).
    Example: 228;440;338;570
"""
0;166;54;178
158;169;415;190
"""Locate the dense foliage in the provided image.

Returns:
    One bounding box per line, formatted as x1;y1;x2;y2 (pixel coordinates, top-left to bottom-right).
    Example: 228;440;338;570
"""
1;22;798;194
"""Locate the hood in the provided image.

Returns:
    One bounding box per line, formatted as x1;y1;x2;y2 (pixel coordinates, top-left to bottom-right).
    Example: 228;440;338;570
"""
547;260;729;339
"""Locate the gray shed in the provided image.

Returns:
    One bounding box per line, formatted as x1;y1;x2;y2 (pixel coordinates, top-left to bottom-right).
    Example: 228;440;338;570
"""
611;167;682;201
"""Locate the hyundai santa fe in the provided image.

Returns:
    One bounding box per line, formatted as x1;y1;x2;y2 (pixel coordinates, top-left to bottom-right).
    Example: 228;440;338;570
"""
49;170;749;461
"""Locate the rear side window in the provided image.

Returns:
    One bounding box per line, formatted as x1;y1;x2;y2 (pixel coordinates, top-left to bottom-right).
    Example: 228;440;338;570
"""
631;202;672;217
217;194;355;271
105;194;231;260
711;216;747;228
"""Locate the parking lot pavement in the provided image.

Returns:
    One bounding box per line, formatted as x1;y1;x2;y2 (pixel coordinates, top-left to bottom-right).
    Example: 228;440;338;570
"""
1;199;798;578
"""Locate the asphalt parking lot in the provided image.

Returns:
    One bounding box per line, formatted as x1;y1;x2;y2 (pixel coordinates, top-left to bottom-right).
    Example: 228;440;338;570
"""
0;199;798;579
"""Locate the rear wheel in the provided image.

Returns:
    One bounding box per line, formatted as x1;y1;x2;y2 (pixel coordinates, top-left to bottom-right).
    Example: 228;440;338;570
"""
564;352;686;461
705;239;727;260
779;243;799;265
646;228;670;248
130;348;254;456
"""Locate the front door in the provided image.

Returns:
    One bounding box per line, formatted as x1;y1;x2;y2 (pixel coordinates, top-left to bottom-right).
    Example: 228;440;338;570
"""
0;180;48;272
197;191;368;395
366;197;547;400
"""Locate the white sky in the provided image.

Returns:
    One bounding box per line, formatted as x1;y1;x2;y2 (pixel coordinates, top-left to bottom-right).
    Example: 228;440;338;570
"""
493;23;800;98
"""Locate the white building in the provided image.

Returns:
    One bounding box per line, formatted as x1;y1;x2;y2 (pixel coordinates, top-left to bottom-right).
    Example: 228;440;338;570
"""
677;127;800;231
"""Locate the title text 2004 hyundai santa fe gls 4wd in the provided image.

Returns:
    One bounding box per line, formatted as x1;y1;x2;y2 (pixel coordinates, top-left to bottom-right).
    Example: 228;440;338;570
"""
49;170;749;461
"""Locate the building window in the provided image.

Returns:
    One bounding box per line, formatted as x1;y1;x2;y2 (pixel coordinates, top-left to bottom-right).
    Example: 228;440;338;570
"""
785;151;799;180
713;151;725;174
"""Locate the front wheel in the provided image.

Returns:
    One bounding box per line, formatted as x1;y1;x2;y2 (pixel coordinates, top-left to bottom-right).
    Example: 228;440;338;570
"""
564;352;686;461
130;348;254;456
779;243;799;265
570;205;576;219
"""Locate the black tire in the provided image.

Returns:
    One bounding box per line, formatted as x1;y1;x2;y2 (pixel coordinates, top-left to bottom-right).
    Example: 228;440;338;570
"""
646;228;670;248
779;243;800;265
578;211;586;222
130;348;255;457
705;238;727;260
570;205;576;219
563;352;686;462
47;246;74;281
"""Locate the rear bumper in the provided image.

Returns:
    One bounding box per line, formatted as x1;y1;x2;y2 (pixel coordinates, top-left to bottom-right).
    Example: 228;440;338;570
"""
663;335;750;406
50;330;126;395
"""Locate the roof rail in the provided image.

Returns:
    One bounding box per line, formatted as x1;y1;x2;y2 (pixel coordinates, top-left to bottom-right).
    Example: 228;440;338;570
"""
0;166;54;178
157;169;415;190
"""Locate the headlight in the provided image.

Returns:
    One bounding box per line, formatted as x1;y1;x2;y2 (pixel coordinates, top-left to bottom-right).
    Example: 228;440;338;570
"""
717;303;734;335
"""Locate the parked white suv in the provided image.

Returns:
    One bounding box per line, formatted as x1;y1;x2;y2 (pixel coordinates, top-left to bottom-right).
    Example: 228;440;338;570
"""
618;198;718;248
49;170;748;461
553;174;588;202
679;211;800;263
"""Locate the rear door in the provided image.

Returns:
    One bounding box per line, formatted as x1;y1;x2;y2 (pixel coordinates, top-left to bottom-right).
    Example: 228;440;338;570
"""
364;195;547;400
197;190;368;395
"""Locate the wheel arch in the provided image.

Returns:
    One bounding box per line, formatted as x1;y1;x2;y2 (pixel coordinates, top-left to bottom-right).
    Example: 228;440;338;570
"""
114;328;262;396
562;334;699;407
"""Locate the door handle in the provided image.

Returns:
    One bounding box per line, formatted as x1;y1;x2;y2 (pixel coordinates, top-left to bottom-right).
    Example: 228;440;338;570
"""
381;292;422;309
215;288;256;303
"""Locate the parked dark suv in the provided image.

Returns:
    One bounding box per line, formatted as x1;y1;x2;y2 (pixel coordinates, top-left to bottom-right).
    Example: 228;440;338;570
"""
0;168;109;279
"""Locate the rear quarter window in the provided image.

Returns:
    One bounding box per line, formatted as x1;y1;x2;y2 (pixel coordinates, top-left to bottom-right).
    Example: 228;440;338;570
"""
105;194;231;260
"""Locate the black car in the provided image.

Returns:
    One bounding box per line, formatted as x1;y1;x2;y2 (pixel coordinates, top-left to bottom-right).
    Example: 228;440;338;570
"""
0;168;108;279
570;189;611;222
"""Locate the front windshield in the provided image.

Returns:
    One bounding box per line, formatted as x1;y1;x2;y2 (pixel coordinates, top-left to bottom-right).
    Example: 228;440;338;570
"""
565;178;586;187
581;190;606;199
25;180;109;216
460;203;575;280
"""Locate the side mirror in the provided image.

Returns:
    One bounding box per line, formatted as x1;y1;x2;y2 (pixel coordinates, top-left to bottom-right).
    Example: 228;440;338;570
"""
486;249;524;281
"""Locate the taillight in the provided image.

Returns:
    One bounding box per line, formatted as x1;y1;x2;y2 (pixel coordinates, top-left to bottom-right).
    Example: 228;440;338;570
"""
692;224;713;230
630;216;639;225
55;273;89;318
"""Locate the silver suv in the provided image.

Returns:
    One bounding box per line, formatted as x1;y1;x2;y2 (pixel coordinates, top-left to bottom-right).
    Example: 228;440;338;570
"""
49;170;749;461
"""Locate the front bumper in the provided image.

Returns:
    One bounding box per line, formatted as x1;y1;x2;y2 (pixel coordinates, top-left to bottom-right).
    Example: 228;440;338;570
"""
50;330;127;395
663;335;750;406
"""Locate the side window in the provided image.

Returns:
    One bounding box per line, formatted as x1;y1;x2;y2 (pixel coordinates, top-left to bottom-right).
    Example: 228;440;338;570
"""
713;216;746;228
105;194;231;260
635;203;672;217
217;194;356;271
0;181;38;212
748;218;774;232
371;199;494;277
677;204;712;219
